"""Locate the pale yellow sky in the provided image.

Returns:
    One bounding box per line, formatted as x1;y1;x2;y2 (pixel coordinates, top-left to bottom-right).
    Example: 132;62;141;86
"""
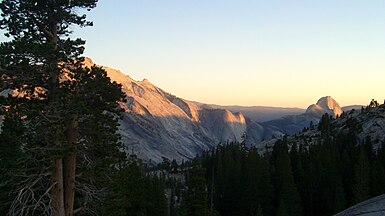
79;0;385;108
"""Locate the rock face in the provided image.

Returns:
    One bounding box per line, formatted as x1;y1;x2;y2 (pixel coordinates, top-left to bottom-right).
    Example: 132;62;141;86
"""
85;58;362;162
306;96;343;118
334;194;385;216
261;104;385;152
263;96;345;135
197;103;305;122
84;58;267;163
335;104;385;150
262;113;320;135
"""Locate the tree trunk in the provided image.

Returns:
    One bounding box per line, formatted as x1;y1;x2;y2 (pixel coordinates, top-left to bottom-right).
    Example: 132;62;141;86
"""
54;158;66;216
64;113;78;216
47;21;69;216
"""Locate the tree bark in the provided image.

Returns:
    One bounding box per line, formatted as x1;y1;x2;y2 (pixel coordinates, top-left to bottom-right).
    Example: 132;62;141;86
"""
54;158;66;216
64;113;78;216
47;20;69;216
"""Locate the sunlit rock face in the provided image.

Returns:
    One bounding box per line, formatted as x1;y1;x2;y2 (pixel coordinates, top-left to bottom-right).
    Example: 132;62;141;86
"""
85;58;267;163
306;96;343;118
85;59;362;163
261;104;385;156
262;96;345;136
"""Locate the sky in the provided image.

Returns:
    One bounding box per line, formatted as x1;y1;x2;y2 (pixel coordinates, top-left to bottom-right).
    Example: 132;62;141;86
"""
67;1;385;107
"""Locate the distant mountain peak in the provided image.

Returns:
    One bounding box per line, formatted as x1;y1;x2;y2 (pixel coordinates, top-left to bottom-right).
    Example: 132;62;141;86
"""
316;96;340;110
223;110;245;124
140;78;151;85
83;57;94;65
139;78;157;90
306;96;342;117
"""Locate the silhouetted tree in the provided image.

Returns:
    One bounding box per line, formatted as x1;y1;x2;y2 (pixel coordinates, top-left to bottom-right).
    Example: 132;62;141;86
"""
181;160;209;216
353;148;370;203
0;0;125;215
272;138;302;216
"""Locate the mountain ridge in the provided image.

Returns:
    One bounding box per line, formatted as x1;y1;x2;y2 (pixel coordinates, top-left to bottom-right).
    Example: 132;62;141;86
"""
84;58;265;162
83;58;365;162
0;58;368;163
259;103;385;151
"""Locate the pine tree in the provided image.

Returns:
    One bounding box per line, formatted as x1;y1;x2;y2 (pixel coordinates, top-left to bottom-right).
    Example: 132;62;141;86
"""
0;113;24;215
318;113;333;134
181;160;209;216
148;175;168;216
290;143;305;188
257;157;274;216
334;180;346;213
102;160;167;216
256;204;264;216
272;138;302;216
276;200;289;216
370;158;385;196
238;149;258;216
0;1;125;215
171;159;179;173
353;148;370;204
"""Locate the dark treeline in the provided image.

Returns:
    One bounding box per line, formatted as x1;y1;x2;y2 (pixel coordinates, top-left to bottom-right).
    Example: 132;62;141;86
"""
100;159;168;216
65;114;385;216
199;121;385;216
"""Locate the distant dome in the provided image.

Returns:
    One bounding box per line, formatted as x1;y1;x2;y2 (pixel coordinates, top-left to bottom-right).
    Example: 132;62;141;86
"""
306;96;342;117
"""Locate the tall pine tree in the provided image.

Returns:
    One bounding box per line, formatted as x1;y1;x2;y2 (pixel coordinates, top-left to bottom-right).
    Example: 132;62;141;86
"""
353;148;370;204
272;137;302;216
181;160;210;216
0;1;125;215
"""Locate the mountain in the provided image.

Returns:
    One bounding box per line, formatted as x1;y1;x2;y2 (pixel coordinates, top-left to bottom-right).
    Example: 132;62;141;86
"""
262;96;345;135
306;96;343;117
0;58;367;163
198;100;361;124
262;113;320;135
259;103;385;151
0;58;279;162
342;105;363;112
85;59;372;162
200;98;363;139
83;58;277;163
195;103;305;122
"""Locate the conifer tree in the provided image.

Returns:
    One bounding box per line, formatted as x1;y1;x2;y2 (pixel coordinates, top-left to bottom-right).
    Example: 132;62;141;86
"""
257;157;274;216
318;113;333;134
181;160;209;216
238;149;259;216
334;180;346;213
256;205;264;216
276;200;289;216
353;148;370;203
101;160;167;216
370;158;385;196
272;138;302;216
0;1;125;215
0;114;24;215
